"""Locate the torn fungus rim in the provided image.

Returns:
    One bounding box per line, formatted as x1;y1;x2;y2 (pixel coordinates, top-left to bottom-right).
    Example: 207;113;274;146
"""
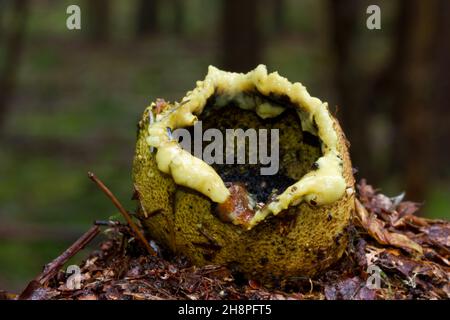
144;65;347;229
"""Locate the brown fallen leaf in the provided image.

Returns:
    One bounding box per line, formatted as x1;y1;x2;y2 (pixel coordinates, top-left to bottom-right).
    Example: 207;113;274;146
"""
422;248;450;266
248;279;261;290
422;224;450;247
375;250;450;298
396;201;421;217
392;214;429;228
77;294;98;300
324;277;376;300
355;199;423;254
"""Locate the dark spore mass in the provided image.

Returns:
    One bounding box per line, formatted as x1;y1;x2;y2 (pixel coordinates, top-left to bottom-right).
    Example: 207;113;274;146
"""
215;165;296;203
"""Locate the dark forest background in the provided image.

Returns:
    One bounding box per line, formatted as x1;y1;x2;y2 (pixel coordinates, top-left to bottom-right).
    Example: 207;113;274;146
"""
0;0;449;292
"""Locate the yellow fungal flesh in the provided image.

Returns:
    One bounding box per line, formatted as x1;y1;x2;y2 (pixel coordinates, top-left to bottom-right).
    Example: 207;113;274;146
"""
146;65;346;229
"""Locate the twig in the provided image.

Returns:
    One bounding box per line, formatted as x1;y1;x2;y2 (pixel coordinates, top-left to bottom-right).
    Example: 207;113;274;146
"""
94;220;127;227
38;225;100;284
88;172;156;256
19;225;100;299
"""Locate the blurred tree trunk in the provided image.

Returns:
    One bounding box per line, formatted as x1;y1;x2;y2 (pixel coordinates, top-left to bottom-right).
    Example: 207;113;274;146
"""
0;0;5;41
328;1;369;177
136;0;159;37
433;0;450;179
390;0;439;201
364;2;416;187
272;0;286;33
0;0;29;130
86;0;110;42
172;0;184;35
329;0;440;201
220;0;262;72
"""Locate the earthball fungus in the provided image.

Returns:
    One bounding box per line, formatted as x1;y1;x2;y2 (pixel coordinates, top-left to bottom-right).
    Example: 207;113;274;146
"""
133;65;355;281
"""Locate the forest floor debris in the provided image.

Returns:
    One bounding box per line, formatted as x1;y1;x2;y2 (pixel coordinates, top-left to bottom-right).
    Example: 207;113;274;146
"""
5;180;450;300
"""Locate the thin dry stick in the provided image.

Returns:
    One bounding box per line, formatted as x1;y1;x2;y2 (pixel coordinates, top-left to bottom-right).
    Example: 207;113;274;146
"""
38;225;100;284
88;172;156;256
19;225;100;299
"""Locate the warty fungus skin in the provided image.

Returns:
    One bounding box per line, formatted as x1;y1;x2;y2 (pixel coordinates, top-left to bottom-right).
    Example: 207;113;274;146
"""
133;65;355;281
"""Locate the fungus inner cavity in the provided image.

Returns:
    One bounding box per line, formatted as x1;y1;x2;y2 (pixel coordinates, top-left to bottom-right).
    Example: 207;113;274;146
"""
146;65;346;230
